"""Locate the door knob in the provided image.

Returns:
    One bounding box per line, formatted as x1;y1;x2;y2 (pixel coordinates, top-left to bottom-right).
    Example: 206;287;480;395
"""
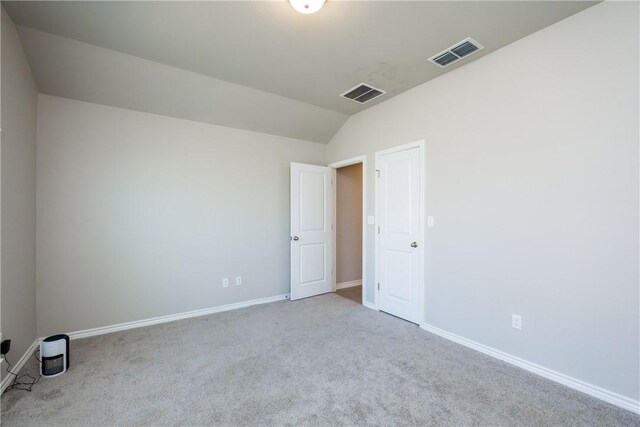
410;241;418;248
292;236;300;241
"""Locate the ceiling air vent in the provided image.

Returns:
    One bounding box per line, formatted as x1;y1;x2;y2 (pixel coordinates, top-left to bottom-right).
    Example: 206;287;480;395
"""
340;83;386;104
428;37;484;68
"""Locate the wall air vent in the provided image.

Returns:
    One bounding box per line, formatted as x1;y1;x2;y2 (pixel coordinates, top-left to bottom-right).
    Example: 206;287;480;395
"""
340;83;386;104
428;37;484;68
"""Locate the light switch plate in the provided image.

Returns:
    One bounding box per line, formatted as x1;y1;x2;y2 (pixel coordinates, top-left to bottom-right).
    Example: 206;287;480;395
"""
427;216;435;227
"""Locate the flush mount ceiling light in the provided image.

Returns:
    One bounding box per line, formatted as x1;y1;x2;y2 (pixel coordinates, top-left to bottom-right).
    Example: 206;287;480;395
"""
289;0;325;14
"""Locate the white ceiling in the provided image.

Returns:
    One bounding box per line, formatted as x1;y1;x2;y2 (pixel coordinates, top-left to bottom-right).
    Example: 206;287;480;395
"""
4;1;598;142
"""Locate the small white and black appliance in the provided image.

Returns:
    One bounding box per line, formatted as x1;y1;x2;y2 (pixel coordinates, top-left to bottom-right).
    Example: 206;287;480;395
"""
40;334;70;377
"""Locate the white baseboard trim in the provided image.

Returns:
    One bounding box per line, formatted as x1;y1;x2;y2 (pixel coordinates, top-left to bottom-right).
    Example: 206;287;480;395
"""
1;339;39;394
336;279;362;290
363;301;378;311
420;323;640;414
68;294;290;340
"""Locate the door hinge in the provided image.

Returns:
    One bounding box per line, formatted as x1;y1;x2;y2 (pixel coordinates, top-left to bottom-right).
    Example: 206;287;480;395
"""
377;283;380;291
377;226;380;234
376;169;380;178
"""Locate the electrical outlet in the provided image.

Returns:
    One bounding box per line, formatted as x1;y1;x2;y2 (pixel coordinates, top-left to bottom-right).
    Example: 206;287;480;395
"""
236;276;242;286
222;278;229;288
512;314;522;330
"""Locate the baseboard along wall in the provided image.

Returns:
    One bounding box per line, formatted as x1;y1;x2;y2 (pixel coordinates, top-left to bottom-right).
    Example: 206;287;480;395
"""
68;294;290;340
336;279;362;290
1;294;290;394
0;339;39;394
363;301;378;311
419;323;639;414
3;293;636;416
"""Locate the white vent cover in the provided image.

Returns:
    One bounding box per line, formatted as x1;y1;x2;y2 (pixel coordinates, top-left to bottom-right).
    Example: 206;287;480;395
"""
340;83;386;104
428;37;484;68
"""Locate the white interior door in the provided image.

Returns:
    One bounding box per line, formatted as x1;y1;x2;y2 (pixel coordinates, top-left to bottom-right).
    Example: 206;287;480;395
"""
290;163;333;301
376;145;422;323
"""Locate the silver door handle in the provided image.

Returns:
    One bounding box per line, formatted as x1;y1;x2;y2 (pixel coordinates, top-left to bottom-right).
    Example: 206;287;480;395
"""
292;236;299;241
410;241;418;248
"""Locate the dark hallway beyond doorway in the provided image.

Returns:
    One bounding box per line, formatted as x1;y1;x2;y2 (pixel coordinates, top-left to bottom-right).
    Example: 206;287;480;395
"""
336;286;362;304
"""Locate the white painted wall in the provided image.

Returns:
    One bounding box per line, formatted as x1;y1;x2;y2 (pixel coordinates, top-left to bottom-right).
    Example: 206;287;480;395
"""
36;95;326;337
1;7;38;378
327;2;639;401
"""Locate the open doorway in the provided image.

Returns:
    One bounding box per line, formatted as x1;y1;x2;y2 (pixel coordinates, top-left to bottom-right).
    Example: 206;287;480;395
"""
330;156;366;305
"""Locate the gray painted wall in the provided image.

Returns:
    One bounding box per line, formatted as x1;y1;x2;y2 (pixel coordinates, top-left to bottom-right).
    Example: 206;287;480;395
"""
36;95;326;337
15;26;347;144
327;2;639;400
1;7;38;379
336;163;362;284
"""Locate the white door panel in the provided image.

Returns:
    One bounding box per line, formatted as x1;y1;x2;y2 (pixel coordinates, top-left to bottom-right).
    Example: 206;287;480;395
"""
386;158;413;234
299;171;326;231
299;243;326;284
291;163;333;300
386;249;413;302
376;145;422;323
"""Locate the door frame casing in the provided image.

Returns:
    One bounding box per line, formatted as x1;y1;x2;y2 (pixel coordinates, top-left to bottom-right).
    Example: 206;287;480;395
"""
328;155;367;306
374;140;425;324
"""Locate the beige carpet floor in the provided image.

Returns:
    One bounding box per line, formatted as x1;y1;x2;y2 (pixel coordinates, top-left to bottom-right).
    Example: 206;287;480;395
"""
1;293;638;426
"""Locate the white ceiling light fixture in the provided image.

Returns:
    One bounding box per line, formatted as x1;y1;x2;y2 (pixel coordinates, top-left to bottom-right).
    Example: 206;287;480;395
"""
289;0;325;14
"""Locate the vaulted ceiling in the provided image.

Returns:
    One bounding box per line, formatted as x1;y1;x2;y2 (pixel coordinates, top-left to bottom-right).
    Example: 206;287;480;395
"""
3;1;597;143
